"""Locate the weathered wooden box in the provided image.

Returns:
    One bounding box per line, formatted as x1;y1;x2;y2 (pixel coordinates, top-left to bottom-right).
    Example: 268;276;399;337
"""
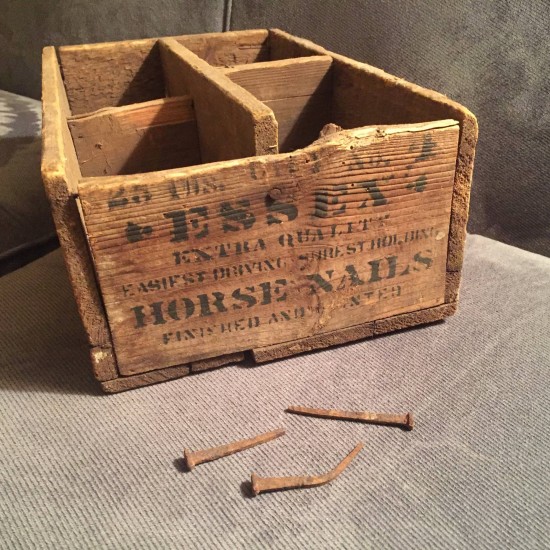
41;29;477;392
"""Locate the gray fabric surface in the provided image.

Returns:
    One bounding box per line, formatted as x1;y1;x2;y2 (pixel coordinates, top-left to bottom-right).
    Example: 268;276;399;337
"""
229;0;550;257
0;0;226;100
0;90;56;268
1;234;549;548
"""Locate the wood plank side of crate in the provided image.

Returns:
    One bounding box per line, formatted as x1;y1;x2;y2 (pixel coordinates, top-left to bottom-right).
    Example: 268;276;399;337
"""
67;96;201;177
159;38;279;162
78;119;459;377
59;38;162;116
223;56;334;152
41;46;117;381
269;29;478;304
176;29;270;66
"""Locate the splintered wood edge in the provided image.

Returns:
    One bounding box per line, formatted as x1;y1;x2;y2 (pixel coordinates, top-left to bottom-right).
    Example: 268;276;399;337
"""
269;28;478;298
41;46;117;381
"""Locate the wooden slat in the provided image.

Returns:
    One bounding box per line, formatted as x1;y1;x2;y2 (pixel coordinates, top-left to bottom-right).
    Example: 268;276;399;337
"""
68;97;201;177
223;56;332;101
159;38;278;162
59;39;163;115
41;46;117;381
264;94;332;153
177;29;270;66
224;56;333;152
78;119;459;376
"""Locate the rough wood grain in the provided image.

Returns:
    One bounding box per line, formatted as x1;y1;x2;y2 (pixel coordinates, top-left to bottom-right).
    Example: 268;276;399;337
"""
269;29;478;287
59;39;163;115
78;119;459;375
329;57;477;277
41;46;117;381
159;38;278;162
68;97;201;177
177;29;270;66
224;56;333;152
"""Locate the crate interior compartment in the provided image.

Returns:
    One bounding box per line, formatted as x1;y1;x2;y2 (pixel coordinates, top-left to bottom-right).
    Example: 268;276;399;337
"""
58;29;457;179
66;97;200;177
56;30;321;117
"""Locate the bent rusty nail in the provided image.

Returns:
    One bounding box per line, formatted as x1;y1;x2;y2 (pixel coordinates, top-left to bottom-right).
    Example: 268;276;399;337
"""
184;428;285;470
286;405;414;430
251;442;363;496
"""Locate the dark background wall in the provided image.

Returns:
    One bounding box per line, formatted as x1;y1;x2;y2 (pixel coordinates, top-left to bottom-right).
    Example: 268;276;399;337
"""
1;0;548;257
0;0;228;99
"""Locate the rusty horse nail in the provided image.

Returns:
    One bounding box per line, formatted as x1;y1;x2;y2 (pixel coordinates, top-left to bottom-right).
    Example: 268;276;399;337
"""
250;442;363;496
286;405;414;430
184;428;285;470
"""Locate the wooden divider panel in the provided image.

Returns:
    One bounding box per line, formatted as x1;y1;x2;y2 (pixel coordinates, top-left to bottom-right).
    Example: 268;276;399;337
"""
78;119;459;376
224;56;333;152
68;97;201;177
159;38;278;163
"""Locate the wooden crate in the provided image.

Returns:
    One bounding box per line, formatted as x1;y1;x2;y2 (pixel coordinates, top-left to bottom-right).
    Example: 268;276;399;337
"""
41;29;477;393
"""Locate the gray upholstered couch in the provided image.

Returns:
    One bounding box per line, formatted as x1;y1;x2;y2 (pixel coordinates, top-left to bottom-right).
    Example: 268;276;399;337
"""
1;2;548;548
